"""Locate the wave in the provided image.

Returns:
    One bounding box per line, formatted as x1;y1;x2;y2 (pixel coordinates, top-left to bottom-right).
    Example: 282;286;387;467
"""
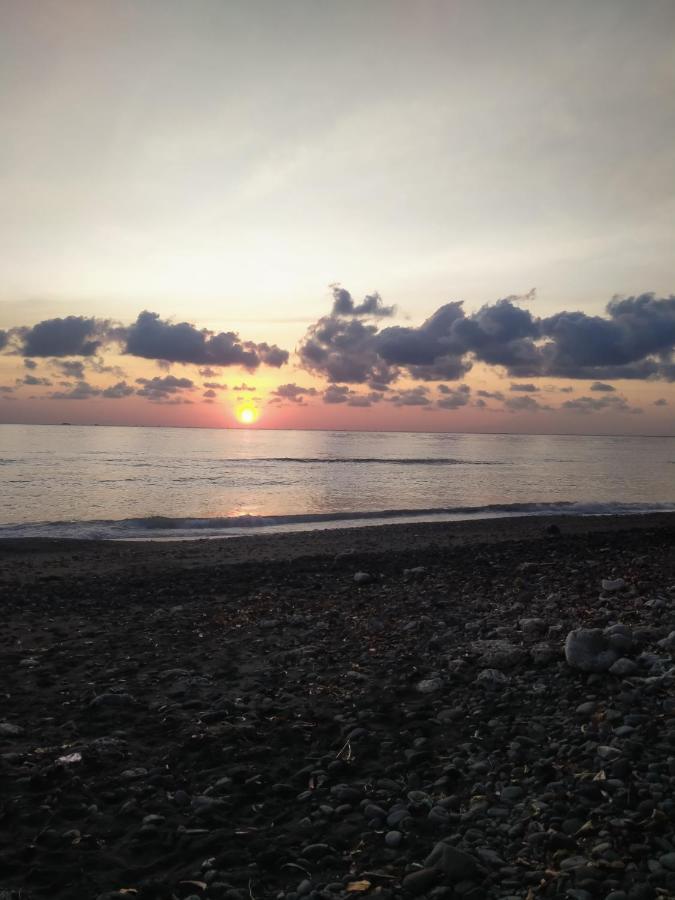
220;457;504;465
1;500;674;541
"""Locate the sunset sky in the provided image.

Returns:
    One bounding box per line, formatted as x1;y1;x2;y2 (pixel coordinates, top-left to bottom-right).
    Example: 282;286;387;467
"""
1;0;674;433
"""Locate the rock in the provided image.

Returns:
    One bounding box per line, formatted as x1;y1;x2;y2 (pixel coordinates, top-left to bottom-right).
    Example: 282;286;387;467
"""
353;572;372;584
90;693;134;708
530;642;559;665
609;658;638;676
0;722;23;737
657;630;675;650
476;668;509;688
470;639;527;669
424;842;478;880
519;618;546;635
565;628;619;672
385;830;403;848
602;578;626;592
416;678;442;694
402;868;439;895
660;852;675;871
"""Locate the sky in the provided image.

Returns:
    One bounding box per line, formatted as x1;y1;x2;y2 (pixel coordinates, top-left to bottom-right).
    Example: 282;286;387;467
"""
1;0;674;434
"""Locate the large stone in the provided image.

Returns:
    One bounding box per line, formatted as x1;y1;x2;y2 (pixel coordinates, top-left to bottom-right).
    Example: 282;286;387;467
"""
564;628;619;672
470;639;527;669
424;842;478;880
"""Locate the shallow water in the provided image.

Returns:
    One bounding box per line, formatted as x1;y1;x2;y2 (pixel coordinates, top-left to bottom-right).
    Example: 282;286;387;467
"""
1;424;674;538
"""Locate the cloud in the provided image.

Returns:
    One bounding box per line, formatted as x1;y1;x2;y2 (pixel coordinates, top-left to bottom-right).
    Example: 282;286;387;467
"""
510;383;538;392
477;388;505;401
48;380;102;400
298;289;675;387
589;381;616;392
203;381;228;390
269;382;318;405
18;374;52;386
437;383;471;409
17;316;111;357
654;398;668;406
323;383;350;404
330;285;395;318
0;330;7;352
0;384;15;394
198;366;221;378
504;395;552;412
136;374;194;402
232;383;255;391
102;381;134;399
388;386;431;406
124;311;288;369
561;394;636;414
203;389;217;399
23;358;37;370
322;383;381;406
51;359;86;379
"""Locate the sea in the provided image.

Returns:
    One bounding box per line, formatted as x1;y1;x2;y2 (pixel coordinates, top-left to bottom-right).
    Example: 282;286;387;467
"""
1;424;674;540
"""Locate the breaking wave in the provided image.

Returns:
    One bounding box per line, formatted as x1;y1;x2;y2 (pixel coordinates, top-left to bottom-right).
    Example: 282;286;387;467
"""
1;500;674;541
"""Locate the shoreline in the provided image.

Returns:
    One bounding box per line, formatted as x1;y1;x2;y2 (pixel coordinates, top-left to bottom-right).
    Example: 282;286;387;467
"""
1;510;674;584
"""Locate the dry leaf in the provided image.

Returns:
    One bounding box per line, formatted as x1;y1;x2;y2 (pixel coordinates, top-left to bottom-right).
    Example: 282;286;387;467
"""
346;880;371;892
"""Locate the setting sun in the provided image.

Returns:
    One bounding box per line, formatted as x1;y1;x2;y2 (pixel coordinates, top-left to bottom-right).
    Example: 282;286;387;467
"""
236;405;258;425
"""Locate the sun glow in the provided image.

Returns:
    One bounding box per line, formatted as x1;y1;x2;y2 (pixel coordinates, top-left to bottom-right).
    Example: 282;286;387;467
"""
236;404;258;425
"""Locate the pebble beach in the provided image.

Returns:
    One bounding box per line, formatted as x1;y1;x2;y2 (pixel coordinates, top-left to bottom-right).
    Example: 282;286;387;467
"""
1;513;674;900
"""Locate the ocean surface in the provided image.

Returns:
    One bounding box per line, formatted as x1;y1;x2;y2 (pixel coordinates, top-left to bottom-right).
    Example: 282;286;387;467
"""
1;424;675;540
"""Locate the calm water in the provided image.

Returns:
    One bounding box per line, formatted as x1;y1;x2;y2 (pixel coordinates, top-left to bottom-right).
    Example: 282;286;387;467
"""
1;424;675;539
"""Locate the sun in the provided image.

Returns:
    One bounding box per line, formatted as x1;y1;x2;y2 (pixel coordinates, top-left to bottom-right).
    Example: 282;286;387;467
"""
236;404;258;425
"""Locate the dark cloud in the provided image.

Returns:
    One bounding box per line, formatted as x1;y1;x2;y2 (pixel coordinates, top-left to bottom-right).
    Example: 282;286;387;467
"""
299;290;675;387
654;398;668;406
198;366;221;378
388;387;431;407
323;384;350;404
477;388;505;401
136;374;194;402
347;392;382;407
233;383;255;391
19;375;52;386
0;330;7;352
203;382;228;390
330;285;395;318
52;359;86;379
102;381;134;399
270;383;318;405
48;380;102;400
474;398;487;408
23;359;37;370
124;311;288;370
18;316;110;357
510;383;538;392
437;384;471;409
505;395;552;413
203;389;217;399
561;394;635;414
589;381;616;392
0;384;15;394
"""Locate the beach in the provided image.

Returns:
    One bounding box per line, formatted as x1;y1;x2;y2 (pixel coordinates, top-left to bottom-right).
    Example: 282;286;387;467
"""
1;513;674;899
